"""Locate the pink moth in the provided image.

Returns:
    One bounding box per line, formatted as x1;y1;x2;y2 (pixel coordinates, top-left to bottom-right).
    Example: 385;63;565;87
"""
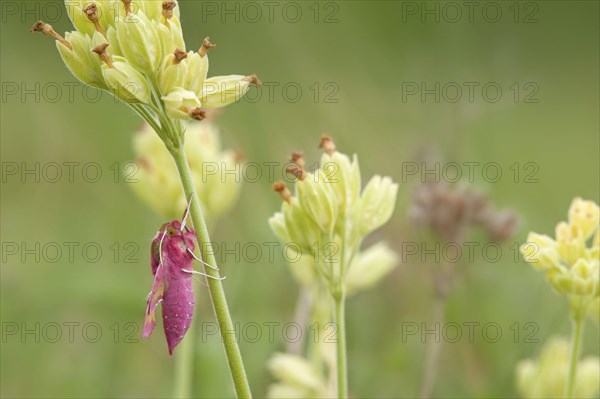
142;203;215;355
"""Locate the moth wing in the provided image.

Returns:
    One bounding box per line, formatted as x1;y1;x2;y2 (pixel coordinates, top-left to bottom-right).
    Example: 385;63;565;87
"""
142;264;166;339
162;268;195;355
150;233;162;275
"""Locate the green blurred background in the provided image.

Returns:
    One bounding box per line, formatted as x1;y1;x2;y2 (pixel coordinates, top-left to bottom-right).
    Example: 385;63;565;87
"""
1;0;599;397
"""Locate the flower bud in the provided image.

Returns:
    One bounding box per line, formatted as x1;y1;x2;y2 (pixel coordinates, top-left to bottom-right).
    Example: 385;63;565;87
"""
546;269;572;294
555;221;586;267
65;0;98;36
359;175;398;235
184;50;209;96
320;149;361;233
162;88;203;120
114;10;160;74
154;15;185;59
520;233;561;271
569;197;600;240
577;358;600;399
158;49;188;94
345;242;398;296
269;136;399;294
267;353;324;393
142;0;179;21
101;55;151;103
56;31;106;89
296;170;339;235
516;337;600;399
281;199;322;253
267;385;311;399
571;258;599;296
105;26;122;56
269;213;291;245
201;75;260;108
66;1;118;34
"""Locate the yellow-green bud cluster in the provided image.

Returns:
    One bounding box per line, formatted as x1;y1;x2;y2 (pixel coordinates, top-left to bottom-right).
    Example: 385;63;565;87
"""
34;1;258;115
269;136;398;295
130;117;243;223
516;337;600;399
266;352;334;398
288;243;398;298
521;198;599;316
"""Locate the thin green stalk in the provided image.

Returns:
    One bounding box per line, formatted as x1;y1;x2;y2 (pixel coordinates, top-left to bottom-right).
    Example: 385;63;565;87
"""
173;331;194;398
334;292;348;399
564;316;584;399
129;104;161;133
170;144;252;398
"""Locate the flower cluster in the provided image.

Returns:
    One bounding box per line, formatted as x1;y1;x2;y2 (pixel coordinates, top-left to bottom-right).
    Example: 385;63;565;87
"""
287;243;399;298
131;116;243;223
32;0;259;142
267;352;335;398
516;337;600;399
520;198;599;317
269;135;398;297
409;180;518;243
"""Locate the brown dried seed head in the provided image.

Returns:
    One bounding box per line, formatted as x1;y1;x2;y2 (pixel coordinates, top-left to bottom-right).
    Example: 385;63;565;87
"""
84;3;106;34
290;151;305;169
273;181;286;192
243;74;262;87
286;165;306;181
319;134;336;155
92;43;113;67
198;37;216;56
84;3;99;22
31;21;73;50
290;151;304;162
31;21;52;34
92;42;109;55
189;108;207;121
273;181;292;203
162;1;176;18
173;48;187;63
162;1;176;10
121;0;132;14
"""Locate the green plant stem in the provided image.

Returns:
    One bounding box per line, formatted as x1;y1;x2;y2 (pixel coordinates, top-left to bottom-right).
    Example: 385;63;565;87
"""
173;331;194;398
171;144;252;399
564;315;584;399
334;292;348;399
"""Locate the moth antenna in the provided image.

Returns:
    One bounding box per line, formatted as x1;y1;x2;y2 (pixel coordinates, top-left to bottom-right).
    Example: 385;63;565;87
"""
180;194;194;231
158;230;167;267
187;247;219;270
181;268;226;281
189;274;209;288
